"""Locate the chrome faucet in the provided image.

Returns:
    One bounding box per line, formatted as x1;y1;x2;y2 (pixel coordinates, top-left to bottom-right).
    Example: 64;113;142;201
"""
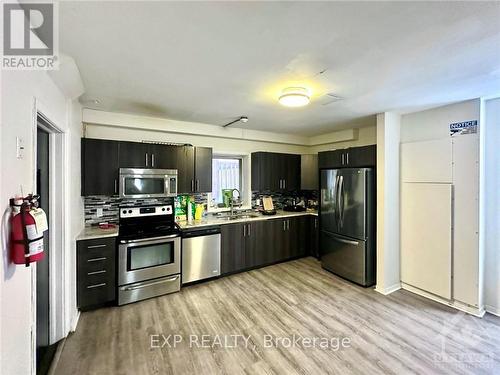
230;189;241;217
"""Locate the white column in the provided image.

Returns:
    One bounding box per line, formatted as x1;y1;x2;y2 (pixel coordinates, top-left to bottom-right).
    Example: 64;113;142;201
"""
482;97;500;315
375;112;401;294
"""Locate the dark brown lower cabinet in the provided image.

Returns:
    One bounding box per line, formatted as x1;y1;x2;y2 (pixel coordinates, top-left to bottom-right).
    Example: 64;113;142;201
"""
310;216;319;259
221;223;246;274
77;237;116;310
221;216;310;275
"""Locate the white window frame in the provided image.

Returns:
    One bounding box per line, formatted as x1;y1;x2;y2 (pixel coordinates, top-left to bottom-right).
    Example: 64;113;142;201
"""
207;152;251;213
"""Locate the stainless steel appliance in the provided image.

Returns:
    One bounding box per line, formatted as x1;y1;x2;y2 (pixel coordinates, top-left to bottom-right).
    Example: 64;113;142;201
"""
119;168;177;199
319;168;375;286
118;202;181;305
181;227;221;284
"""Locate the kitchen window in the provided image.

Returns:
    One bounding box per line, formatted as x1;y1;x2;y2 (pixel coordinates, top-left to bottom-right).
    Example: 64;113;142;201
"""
211;157;242;205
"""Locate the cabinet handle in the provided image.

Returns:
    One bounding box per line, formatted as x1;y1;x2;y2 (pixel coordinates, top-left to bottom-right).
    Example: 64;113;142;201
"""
151;153;155;167
86;283;106;289
314;218;318;228
283;179;286;190
145;153;149;167
247;224;251;236
87;270;106;276
243;224;246;237
341;153;345;165
114;179;118;194
287;220;290;231
346;152;349;165
196;180;199;192
87;256;107;262
87;244;106;249
191;179;195;192
283;221;286;231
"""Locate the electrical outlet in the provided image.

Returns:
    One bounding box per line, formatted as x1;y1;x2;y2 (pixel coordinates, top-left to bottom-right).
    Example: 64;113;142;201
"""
96;207;103;217
16;137;24;159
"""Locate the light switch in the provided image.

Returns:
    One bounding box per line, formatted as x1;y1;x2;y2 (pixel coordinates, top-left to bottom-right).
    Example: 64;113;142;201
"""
16;137;24;159
96;207;103;217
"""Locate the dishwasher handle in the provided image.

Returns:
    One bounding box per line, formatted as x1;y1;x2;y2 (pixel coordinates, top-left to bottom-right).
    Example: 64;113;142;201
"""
181;227;221;238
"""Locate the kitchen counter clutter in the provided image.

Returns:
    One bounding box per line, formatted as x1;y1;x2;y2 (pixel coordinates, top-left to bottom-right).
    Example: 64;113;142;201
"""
77;209;318;240
176;209;318;229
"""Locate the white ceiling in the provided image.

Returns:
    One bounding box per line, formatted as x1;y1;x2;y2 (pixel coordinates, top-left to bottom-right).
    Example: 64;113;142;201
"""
60;1;500;136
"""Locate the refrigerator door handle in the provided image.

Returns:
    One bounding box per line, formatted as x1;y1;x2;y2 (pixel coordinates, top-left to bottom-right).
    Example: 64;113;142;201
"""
339;176;344;227
331;234;359;246
333;175;339;223
335;175;341;226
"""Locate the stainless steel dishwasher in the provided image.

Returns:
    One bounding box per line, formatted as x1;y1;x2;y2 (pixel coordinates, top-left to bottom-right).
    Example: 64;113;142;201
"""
181;226;221;284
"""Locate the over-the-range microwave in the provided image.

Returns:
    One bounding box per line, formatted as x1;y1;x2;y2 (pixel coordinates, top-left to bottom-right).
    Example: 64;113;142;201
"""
119;168;177;198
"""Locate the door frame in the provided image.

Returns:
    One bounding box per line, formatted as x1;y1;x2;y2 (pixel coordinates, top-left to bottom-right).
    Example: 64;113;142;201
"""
31;98;66;374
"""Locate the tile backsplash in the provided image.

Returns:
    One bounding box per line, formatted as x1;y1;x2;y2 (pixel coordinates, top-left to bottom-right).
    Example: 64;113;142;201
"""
84;194;208;226
251;190;318;209
84;191;316;226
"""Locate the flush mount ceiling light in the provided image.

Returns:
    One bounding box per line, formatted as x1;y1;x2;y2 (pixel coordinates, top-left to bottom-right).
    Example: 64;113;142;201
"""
279;87;310;107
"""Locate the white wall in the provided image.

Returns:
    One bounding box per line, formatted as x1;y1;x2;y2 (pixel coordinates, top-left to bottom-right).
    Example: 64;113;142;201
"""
483;97;500;315
85;123;311;155
0;70;84;375
375;112;401;294
309;126;377;153
66;101;84;330
401;99;480;142
85;121;376;155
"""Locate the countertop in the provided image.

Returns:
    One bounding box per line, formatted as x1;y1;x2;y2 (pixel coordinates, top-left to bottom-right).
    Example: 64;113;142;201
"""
77;210;318;240
77;226;119;241
177;209;318;230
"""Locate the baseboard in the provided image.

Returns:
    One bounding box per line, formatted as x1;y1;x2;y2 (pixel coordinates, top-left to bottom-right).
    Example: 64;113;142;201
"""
401;283;485;317
485;304;500;317
70;311;80;332
375;282;401;295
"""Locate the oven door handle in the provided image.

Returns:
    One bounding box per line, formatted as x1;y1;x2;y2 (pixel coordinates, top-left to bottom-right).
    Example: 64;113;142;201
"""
122;275;180;291
120;234;179;244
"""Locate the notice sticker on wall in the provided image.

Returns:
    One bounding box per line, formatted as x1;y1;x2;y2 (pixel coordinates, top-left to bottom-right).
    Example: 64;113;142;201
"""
450;120;478;136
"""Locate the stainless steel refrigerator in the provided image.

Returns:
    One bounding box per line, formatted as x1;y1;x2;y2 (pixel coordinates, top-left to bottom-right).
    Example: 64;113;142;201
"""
319;168;376;286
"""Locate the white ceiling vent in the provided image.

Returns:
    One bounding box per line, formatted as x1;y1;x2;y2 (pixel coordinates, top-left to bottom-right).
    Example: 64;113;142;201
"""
317;93;344;106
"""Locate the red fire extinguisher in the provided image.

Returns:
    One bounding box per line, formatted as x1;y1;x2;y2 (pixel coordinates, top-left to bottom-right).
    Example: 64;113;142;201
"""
10;196;46;267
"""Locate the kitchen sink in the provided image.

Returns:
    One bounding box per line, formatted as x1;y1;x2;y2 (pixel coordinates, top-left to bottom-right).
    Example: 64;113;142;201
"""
236;214;260;219
219;213;260;220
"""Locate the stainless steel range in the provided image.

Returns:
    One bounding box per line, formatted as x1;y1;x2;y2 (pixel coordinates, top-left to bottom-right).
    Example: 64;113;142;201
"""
117;201;181;305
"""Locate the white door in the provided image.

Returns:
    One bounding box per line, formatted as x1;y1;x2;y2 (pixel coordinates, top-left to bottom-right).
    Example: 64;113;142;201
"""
401;183;452;299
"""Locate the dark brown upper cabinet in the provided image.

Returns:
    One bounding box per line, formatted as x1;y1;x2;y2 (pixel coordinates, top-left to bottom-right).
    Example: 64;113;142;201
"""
251;152;300;191
81;138;213;196
118;142;178;169
175;146;213;194
175;146;195;194
118;141;151;169
318;144;376;169
81;138;120;196
194;147;213;193
149;144;178;169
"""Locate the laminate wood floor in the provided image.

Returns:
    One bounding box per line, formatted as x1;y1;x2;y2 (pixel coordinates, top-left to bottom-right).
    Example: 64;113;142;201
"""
53;257;500;375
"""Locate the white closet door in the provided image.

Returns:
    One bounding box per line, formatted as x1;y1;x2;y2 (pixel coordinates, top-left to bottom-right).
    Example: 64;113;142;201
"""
401;183;452;299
